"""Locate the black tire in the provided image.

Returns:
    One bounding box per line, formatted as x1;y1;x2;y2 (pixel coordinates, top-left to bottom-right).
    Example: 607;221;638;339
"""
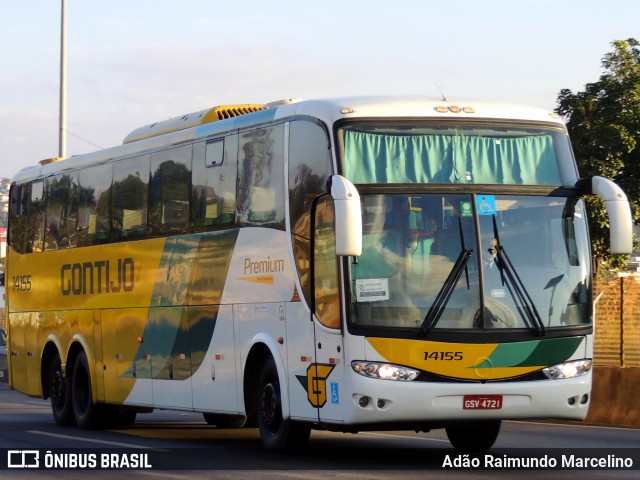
49;351;74;426
445;420;501;451
71;351;101;429
202;413;247;429
256;357;310;452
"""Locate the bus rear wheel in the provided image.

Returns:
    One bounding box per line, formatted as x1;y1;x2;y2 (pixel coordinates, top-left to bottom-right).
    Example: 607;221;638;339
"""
49;351;74;426
256;357;310;452
445;420;501;451
71;351;101;429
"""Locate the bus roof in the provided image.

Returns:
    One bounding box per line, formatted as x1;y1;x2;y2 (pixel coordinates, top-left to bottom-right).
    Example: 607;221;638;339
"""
13;96;564;184
274;96;564;126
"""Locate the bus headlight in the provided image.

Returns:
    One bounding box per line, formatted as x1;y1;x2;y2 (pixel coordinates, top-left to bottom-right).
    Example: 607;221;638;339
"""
542;359;592;379
352;361;419;381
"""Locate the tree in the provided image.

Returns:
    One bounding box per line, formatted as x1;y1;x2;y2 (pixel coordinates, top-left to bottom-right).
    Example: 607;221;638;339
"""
556;38;640;270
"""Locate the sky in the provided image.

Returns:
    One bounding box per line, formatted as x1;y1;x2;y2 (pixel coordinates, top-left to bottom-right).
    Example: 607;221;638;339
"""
0;0;637;179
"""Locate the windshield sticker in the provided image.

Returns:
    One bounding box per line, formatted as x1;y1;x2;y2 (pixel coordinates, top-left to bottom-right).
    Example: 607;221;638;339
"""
477;195;497;215
356;278;390;302
460;201;473;217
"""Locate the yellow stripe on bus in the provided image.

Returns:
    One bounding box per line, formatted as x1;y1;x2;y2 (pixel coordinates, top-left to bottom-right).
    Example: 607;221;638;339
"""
367;337;541;380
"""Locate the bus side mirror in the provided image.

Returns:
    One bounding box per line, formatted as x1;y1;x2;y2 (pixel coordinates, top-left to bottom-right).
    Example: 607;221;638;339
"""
580;176;633;254
328;175;362;257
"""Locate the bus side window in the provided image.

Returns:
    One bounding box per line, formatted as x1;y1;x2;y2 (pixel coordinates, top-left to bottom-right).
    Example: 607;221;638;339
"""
9;184;29;254
191;136;238;230
237;125;285;228
288;119;333;307
25;181;45;253
77;163;112;246
45;173;77;250
289;120;332;239
149;145;192;236
111;155;150;241
8;184;25;253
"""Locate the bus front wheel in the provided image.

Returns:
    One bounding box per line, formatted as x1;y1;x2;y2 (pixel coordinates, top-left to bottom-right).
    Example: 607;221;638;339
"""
255;357;310;452
445;420;501;451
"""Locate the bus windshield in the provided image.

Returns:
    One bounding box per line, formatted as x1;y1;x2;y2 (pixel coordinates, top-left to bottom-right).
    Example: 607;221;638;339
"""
348;193;592;333
340;123;578;186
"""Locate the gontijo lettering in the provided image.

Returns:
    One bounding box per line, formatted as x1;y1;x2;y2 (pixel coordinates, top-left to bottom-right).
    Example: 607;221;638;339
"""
61;258;135;295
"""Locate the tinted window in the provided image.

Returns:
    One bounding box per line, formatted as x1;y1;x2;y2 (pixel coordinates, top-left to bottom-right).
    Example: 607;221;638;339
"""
26;181;45;253
45;173;78;250
111;155;149;241
77;163;112;246
149;145;192;236
288;120;332;239
314;196;340;329
8;184;26;253
237;125;285;228
191;136;238;230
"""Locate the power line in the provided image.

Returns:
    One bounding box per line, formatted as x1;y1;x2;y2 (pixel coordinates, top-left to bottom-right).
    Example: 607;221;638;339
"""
64;128;104;150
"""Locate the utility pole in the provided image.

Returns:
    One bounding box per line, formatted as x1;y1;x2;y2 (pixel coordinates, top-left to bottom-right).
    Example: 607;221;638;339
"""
59;0;67;159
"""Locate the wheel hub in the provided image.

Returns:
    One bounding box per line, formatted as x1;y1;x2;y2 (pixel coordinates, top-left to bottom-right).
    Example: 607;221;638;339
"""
261;383;278;426
52;370;64;404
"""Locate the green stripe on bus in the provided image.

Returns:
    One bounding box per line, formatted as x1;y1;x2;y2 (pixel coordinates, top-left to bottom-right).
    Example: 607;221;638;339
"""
124;230;239;379
473;337;583;369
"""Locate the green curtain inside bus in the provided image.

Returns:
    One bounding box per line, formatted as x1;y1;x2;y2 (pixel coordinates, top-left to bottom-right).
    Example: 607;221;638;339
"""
344;131;561;185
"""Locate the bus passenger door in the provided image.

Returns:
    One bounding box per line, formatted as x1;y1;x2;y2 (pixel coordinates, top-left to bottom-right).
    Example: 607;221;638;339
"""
310;196;345;423
285;300;317;422
311;319;344;423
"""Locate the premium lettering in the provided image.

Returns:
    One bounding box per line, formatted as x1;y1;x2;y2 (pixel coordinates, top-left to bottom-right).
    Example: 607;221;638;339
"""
61;258;134;295
243;256;284;275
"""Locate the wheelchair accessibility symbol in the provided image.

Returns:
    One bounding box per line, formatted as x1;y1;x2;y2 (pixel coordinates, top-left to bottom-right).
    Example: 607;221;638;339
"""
477;195;496;215
331;382;340;404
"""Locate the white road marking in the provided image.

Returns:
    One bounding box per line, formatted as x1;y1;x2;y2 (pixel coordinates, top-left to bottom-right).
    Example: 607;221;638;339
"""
360;432;450;443
28;430;153;449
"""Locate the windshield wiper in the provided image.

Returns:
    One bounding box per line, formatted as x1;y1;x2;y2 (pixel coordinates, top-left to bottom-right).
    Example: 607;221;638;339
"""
419;218;473;337
491;215;546;336
419;248;473;336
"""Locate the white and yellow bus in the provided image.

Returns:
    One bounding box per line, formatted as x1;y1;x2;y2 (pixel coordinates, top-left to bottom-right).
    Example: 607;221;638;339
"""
6;97;632;451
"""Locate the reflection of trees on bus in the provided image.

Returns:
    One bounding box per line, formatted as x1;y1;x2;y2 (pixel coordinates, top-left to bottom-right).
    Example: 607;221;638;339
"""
313;197;339;329
290;163;325;239
237;128;275;223
45;175;76;250
150;160;190;235
112;172;148;239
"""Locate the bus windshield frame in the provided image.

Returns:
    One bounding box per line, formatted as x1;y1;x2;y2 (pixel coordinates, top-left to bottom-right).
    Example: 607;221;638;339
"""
335;120;592;342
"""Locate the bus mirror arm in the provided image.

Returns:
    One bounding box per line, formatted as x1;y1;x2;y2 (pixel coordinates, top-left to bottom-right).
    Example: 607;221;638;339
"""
577;176;633;254
328;175;362;257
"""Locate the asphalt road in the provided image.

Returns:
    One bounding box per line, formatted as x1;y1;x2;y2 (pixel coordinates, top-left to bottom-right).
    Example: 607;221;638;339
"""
1;382;639;479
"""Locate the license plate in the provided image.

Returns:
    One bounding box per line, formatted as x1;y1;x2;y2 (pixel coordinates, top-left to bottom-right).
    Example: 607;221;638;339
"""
463;395;503;410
